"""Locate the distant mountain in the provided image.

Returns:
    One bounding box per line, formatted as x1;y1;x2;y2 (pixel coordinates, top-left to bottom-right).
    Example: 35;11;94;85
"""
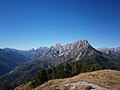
0;48;28;76
0;47;50;76
97;47;120;55
97;47;120;61
0;40;120;90
19;47;49;60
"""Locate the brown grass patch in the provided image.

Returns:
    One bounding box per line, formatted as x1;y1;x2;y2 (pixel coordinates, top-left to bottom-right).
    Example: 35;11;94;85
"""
34;70;120;90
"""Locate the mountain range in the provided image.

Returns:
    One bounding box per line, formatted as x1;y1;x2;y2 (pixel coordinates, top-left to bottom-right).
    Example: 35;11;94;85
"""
0;40;120;90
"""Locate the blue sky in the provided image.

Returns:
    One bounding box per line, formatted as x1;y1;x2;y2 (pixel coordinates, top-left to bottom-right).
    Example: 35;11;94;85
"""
0;0;120;50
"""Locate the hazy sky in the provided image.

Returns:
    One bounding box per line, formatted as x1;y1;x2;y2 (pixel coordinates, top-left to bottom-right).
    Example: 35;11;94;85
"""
0;0;120;50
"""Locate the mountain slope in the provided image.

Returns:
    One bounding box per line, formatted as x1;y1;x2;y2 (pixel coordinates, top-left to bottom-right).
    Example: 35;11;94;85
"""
26;50;120;89
0;47;50;76
35;70;120;90
0;49;28;76
15;70;120;90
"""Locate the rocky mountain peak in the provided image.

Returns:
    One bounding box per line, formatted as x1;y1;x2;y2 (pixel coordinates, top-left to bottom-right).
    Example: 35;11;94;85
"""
82;40;89;45
76;40;89;46
73;40;88;44
54;43;62;49
62;40;91;51
48;40;92;58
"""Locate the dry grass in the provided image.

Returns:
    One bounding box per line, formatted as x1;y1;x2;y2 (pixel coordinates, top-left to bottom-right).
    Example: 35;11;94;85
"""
15;70;120;90
35;70;120;90
15;82;32;90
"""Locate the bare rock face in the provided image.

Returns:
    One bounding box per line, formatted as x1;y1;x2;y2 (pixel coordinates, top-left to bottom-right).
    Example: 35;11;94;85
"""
49;43;62;57
65;81;108;90
48;40;92;58
62;40;90;52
